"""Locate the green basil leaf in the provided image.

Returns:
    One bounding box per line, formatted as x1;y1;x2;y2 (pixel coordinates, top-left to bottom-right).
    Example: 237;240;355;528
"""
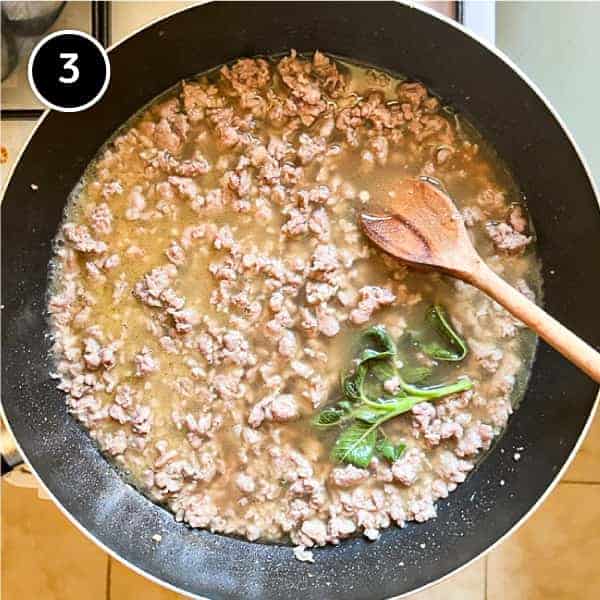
359;348;384;362
361;371;386;401
375;438;407;463
312;407;346;428
344;362;369;401
331;421;377;468
338;400;353;413
357;325;397;363
324;320;474;470
421;341;459;361
342;376;360;401
343;327;400;405
399;365;433;384
422;305;468;361
352;403;396;424
370;360;397;382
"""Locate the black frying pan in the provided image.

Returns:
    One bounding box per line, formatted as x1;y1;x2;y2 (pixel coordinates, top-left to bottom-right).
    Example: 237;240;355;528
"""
2;3;599;599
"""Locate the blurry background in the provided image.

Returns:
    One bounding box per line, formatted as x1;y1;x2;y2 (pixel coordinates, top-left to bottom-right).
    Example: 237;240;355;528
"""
1;2;599;599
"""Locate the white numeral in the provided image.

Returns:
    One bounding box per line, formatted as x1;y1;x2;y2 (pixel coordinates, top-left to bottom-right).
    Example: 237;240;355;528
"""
59;53;79;84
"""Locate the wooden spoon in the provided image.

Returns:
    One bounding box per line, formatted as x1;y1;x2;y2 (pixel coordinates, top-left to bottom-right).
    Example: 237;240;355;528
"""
359;177;600;383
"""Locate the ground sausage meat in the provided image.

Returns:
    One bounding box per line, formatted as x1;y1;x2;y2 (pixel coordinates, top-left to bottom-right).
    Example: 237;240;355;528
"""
49;51;539;550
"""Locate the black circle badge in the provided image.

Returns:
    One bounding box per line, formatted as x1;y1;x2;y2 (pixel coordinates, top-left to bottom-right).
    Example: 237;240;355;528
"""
28;30;110;112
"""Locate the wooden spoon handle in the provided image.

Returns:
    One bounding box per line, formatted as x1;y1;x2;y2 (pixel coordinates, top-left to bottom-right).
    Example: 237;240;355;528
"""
468;261;600;383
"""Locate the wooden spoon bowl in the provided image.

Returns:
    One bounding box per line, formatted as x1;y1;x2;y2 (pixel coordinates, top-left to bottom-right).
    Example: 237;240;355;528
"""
361;178;479;276
360;177;600;383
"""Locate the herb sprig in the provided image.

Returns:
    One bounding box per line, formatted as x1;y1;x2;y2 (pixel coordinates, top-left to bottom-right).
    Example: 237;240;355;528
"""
312;318;472;468
412;305;468;362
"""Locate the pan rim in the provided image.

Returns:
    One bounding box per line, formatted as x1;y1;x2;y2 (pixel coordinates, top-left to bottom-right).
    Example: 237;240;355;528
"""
1;2;599;599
